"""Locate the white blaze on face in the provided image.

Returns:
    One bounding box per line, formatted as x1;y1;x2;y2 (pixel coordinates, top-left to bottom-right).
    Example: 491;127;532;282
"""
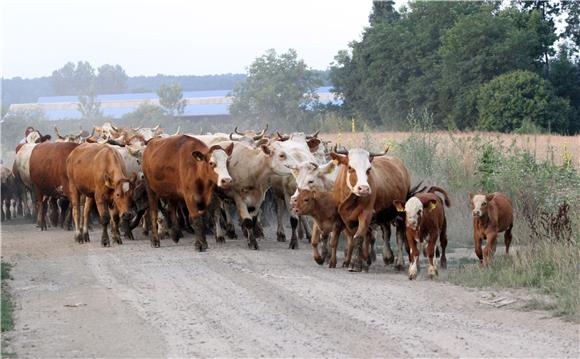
472;194;487;217
294;162;323;191
405;197;423;230
347;149;372;196
122;182;130;193
211;149;232;188
268;141;297;176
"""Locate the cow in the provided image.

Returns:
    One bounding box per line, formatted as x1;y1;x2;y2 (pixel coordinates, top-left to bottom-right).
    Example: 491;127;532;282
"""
468;192;514;266
141;135;232;250
29;142;81;230
67;143;137;246
393;186;450;280
291;189;343;268
330;147;411;272
54;127;89;143
211;139;297;249
1;166;18;221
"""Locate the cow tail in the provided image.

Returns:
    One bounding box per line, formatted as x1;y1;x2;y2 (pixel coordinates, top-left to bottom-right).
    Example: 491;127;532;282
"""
428;186;451;207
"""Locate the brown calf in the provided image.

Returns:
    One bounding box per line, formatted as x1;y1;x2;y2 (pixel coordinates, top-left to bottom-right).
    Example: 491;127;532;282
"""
468;192;514;266
67;143;136;246
394;186;450;280
292;189;344;268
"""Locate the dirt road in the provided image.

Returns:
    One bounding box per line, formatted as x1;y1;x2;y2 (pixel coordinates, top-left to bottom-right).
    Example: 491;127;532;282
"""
2;219;578;358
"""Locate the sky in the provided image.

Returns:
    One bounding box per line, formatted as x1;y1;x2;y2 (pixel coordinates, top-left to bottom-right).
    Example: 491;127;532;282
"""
1;0;406;79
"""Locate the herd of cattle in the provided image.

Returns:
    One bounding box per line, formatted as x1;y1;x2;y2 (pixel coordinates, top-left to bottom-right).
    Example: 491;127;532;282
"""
1;123;514;279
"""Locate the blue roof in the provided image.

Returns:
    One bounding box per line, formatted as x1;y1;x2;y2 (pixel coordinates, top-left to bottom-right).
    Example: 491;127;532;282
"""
26;86;339;121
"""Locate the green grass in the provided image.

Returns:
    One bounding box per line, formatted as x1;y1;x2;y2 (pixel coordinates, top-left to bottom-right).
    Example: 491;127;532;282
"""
1;262;15;357
448;242;580;321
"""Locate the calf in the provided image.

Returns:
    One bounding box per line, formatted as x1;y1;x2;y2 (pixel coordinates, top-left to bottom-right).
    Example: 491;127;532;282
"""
67;143;136;246
292;189;344;268
1;166;17;221
394;186;450;280
468;192;514;266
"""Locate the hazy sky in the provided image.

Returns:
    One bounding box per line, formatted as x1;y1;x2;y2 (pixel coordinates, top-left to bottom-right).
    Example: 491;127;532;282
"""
1;0;406;79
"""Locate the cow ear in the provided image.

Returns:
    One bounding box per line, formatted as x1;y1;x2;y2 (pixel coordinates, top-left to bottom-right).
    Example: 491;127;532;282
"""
260;144;272;155
393;200;405;213
307;138;321;152
104;173;114;188
321;160;336;174
468;192;474;201
486;193;495;202
425;199;437;211
329;152;348;166
192;151;207;162
225;142;234;156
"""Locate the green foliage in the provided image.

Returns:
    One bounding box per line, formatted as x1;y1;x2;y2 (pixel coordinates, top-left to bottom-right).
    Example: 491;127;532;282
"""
50;61;95;95
477;70;570;132
1;263;13;332
548;45;580;133
96;64;128;94
156;83;186;116
230;49;322;131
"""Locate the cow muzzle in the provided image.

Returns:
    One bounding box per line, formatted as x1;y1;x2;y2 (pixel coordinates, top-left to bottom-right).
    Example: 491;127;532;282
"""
354;184;371;197
472;210;481;218
219;177;233;189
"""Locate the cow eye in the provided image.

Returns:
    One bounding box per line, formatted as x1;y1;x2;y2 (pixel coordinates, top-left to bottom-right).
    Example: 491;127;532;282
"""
279;153;286;159
308;180;314;184
209;161;216;168
304;198;309;202
482;202;487;206
366;168;371;174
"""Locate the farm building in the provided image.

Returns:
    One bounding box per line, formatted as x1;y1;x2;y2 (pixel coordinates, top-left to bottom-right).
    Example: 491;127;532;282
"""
6;87;340;121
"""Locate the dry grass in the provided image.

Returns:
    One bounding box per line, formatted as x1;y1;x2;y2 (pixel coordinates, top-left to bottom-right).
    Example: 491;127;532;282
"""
321;131;580;168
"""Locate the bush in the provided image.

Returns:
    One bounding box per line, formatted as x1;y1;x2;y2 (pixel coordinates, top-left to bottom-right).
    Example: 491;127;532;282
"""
477;70;570;133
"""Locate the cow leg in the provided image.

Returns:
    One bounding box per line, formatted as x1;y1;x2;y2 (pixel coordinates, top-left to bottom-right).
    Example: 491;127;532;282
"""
408;237;420;280
505;224;513;255
253;211;265;239
233;195;258;250
274;193;286;242
440;218;448;269
95;199;111;247
342;234;354;268
349;214;372;273
394;222;406;271
483;230;498;266
70;189;84;243
223;201;237;239
381;224;394;265
108;206;122;245
368;228;377;265
189;214;207;252
48;197;59;227
145;186;160;248
321;233;330;264
80;196;93;243
329;224;342;268
35;190;47;231
167;201;182;243
214;200;226;243
426;235;438;280
311;224;324;265
301;216;312;242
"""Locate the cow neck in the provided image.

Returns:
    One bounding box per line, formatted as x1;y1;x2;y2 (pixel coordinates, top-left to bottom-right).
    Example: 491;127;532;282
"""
311;192;336;222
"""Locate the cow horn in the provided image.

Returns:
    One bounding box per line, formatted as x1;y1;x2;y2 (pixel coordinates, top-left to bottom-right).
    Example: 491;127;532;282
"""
229;132;235;140
276;132;289;141
253;124;268;140
369;146;390;160
153;124;160;131
173;126;181;136
332;144;348;155
306;130;320;139
133;126;141;131
107;137;125;147
234;126;243;136
111;123;119;132
54;126;65;139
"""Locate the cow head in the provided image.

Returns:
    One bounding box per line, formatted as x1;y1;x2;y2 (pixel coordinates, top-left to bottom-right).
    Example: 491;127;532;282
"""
208;143;234;189
330;147;388;197
291;189;316;216
469;192;495;218
260;141;298;176
393;196;438;231
105;172;137;220
289;160;337;205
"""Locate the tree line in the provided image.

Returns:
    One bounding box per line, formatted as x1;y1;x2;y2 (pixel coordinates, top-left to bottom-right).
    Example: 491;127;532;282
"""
328;0;579;134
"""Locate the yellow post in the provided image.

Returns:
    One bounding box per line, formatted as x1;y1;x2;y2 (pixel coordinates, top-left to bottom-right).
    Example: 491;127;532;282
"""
351;118;356;133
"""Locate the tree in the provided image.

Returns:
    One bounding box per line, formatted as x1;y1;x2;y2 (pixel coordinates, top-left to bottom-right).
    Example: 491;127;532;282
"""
548;45;580;133
96;64;128;94
50;61;95;95
77;92;103;120
120;102;168;126
477;70;570;133
156;83;186;116
229;49;322;130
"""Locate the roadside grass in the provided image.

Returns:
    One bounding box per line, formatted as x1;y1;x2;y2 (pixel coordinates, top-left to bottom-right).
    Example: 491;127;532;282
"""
1;262;15;357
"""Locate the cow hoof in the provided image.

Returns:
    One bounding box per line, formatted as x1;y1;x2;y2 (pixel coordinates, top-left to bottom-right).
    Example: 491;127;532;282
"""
440;258;447;270
428;266;438;279
289;240;298;250
348;259;363;272
143;229;149;236
151;239;160;248
342;260;350;268
83;232;90;243
329;259;337;268
102;240;111;247
170;230;180;243
314;256;324;266
226;230;237;239
277;232;286;242
248;240;259;250
74;233;83;244
216;236;225;243
195;240;205;252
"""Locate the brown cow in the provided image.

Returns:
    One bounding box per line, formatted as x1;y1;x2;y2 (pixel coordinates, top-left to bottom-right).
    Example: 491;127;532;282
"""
142;135;228;250
330;148;411;272
291;189;344;268
67;143;136;246
468;192;514;266
1;166;18;221
394;186;450;280
29;142;80;230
